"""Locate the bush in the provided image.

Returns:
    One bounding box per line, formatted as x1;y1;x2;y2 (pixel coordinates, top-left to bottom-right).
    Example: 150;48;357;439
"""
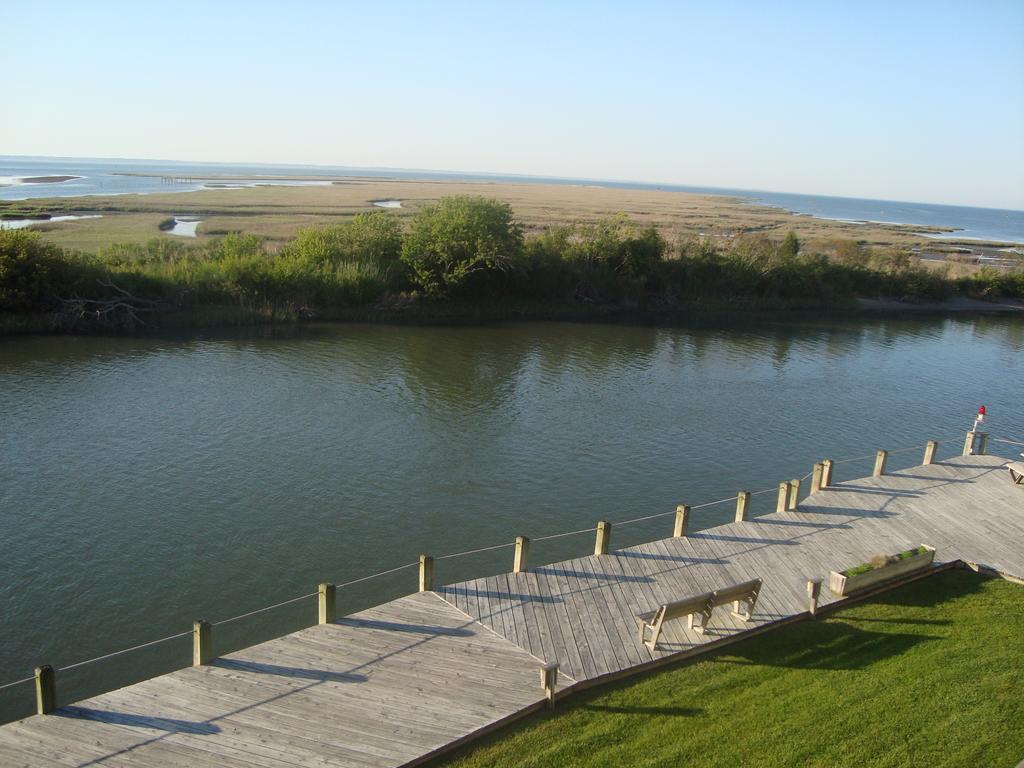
401;197;523;297
0;230;100;310
285;212;402;271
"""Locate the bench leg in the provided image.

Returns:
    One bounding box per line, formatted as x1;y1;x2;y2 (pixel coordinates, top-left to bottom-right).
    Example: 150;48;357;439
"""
691;607;711;634
647;623;662;651
1011;468;1023;484
731;598;753;621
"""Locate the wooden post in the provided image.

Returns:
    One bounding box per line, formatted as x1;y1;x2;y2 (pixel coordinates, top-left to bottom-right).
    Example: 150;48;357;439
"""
419;554;434;592
822;459;834;488
810;462;824;493
923;440;938;465
34;665;55;715
977;433;989;455
540;662;558;707
513;536;530;573
775;482;788;513
192;620;212;667
962;430;975;456
806;578;822;617
318;582;336;625
873;450;887;477
787;479;801;511
594;521;611;555
673;505;690;537
735;491;751;522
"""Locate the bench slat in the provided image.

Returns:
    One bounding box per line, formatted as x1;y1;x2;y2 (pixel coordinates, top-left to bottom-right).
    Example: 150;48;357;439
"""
659;592;714;621
709;578;761;606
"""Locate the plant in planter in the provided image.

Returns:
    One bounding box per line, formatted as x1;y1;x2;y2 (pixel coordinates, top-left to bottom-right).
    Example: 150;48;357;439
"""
829;545;935;596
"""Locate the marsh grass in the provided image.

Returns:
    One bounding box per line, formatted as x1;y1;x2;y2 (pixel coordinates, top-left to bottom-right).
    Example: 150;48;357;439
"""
2;179;1008;257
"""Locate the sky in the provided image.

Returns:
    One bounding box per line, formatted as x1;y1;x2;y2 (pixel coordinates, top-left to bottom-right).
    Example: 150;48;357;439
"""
4;1;1023;209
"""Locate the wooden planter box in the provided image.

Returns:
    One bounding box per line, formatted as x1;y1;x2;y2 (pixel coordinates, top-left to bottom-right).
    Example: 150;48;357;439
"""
829;545;935;596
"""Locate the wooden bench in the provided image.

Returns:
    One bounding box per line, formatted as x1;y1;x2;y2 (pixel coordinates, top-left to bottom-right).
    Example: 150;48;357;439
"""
635;592;713;651
1008;460;1024;485
635;578;763;651
708;578;762;625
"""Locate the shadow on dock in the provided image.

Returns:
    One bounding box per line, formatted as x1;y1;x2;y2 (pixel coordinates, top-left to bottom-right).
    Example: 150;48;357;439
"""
60;706;220;735
210;658;366;683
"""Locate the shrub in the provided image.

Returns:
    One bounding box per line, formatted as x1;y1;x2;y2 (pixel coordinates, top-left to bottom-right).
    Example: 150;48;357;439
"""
286;212;402;270
401;197;523;297
0;230;93;310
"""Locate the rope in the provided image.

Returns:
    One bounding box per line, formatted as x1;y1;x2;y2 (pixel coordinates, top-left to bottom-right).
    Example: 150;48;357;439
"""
334;561;418;589
691;495;738;510
613;509;676;528
436;542;513;560
213;592;317;627
533;526;595;543
886;443;931;456
59;630;192;673
0;675;34;692
833;450;888;465
992;437;1024;447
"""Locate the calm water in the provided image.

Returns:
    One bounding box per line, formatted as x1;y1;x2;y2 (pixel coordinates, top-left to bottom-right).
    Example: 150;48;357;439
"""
3;156;1022;243
1;317;1023;722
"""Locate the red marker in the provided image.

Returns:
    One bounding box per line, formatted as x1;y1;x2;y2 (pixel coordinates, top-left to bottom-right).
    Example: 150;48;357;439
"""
974;405;986;429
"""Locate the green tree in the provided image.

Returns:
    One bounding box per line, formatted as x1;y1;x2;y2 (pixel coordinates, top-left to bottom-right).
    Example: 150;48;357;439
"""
401;196;523;297
0;229;65;310
780;231;801;259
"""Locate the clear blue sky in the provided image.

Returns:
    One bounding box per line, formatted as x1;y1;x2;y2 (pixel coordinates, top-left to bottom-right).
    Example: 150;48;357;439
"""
5;1;1023;209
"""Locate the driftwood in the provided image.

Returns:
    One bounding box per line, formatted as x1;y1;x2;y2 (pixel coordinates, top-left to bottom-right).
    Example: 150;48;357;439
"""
55;281;164;330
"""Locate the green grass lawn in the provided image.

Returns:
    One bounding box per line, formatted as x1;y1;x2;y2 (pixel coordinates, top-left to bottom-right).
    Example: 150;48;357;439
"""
433;570;1023;768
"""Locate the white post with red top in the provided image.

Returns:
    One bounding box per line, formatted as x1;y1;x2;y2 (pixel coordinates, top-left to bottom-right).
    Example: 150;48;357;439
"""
963;405;989;456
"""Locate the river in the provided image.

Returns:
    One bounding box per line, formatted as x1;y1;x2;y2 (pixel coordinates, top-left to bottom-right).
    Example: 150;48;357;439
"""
1;316;1022;722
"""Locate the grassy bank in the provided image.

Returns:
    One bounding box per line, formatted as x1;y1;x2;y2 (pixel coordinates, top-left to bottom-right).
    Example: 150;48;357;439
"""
1;197;1021;334
431;570;1023;768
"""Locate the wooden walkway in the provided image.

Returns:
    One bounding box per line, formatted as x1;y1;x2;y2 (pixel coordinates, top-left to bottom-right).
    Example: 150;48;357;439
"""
1;454;1021;766
440;454;1024;684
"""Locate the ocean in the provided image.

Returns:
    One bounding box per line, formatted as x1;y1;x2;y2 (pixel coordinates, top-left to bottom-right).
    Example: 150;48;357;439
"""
2;156;1022;244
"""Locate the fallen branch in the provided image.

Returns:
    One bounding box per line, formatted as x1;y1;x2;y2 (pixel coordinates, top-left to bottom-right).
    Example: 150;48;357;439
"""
55;281;164;331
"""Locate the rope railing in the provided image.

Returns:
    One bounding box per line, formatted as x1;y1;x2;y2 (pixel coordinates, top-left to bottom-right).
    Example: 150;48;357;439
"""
334;561;419;589
691;494;740;510
0;675;34;693
991;436;1024;447
436;542;513;560
832;439;939;465
213;592;319;627
533;526;595;543
613;509;677;528
0;430;977;704
59;629;193;673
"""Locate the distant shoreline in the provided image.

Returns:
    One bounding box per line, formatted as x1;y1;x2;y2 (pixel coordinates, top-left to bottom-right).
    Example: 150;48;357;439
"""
1;175;83;185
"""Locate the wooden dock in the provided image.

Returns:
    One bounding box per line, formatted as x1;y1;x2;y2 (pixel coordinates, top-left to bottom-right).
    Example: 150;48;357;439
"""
1;452;1021;767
